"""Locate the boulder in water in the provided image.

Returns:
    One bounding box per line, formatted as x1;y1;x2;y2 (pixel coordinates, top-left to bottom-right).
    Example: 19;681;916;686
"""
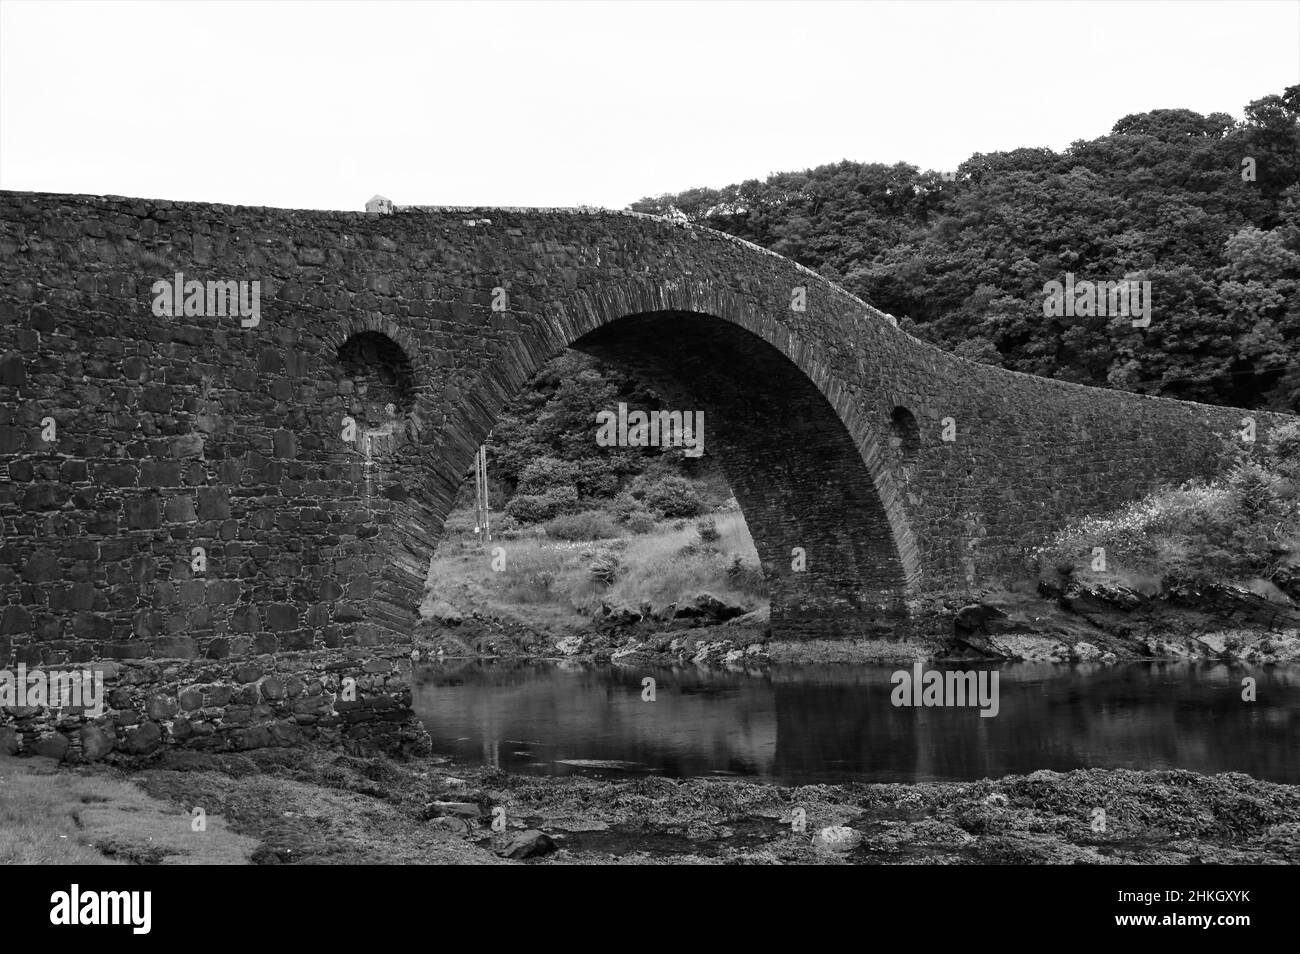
495;830;557;860
812;826;861;852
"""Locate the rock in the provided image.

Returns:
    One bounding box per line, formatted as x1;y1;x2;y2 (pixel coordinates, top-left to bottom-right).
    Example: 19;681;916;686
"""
146;693;178;720
605;605;643;627
34;732;70;761
812;825;861;852
555;635;585;656
495;830;557;860
124;720;162;755
1062;582;1144;616
427;600;462;626
610;643;644;662
423;800;481;820
428;815;471;835
691;641;726;664
79;724;115;761
1072;641;1103;661
179;686;204;712
727;609;768;629
1262;821;1300;856
954;603;1008;635
695;593;747;622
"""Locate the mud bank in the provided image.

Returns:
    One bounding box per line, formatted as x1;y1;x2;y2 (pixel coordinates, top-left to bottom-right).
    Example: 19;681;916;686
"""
25;746;1295;865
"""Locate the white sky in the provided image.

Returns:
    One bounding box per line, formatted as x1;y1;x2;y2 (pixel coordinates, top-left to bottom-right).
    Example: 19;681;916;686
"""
1;0;1296;211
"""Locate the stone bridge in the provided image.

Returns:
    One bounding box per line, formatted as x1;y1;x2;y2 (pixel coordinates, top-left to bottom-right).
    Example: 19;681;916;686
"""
0;190;1279;759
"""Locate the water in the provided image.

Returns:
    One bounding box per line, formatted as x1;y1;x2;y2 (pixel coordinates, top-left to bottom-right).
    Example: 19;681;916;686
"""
414;660;1300;785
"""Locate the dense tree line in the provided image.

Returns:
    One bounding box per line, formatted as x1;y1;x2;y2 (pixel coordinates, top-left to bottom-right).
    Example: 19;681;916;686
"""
474;351;713;509
631;87;1300;412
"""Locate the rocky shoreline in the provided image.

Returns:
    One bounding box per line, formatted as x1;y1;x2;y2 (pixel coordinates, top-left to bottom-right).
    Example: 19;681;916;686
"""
19;743;1291;864
416;577;1300;668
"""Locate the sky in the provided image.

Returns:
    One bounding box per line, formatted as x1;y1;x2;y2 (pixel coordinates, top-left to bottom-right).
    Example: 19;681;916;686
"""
0;0;1296;212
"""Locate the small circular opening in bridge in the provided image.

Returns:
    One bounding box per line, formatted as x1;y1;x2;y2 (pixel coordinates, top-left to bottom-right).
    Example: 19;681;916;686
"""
338;331;416;421
890;406;920;460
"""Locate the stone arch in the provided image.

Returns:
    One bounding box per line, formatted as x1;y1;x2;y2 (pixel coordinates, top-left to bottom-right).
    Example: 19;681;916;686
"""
396;278;924;638
338;332;416;412
325;314;426;374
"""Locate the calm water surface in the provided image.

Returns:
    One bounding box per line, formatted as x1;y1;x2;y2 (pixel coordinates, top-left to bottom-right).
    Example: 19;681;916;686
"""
414;660;1300;784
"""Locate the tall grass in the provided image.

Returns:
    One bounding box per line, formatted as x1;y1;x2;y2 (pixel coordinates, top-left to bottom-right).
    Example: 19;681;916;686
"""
422;507;768;624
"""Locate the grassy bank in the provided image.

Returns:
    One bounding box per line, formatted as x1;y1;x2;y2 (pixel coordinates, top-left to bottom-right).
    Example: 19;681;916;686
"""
421;503;767;637
0;756;257;865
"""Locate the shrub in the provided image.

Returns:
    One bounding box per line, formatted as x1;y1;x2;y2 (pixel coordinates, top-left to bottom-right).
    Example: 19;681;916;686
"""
590;550;620;586
517;457;582;496
611;492;649;522
570;456;622;499
1227;460;1285;521
544;510;620;541
1263;421;1300;482
514;454;627;503
629;473;706;518
726;554;766;595
696;516;720;543
625;512;657;534
504;485;579;524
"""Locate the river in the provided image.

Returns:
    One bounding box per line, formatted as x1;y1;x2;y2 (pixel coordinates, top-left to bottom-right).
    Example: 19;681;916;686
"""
414;659;1300;784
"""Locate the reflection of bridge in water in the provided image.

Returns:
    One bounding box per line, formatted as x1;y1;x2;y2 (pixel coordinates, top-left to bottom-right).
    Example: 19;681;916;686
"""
415;662;1300;785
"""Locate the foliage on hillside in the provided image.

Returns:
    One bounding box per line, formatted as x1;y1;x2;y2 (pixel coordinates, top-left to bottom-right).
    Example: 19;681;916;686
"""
464;351;720;516
632;87;1300;412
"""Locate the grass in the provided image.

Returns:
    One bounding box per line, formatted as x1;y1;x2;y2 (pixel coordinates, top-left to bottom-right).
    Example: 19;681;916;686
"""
0;756;258;865
422;505;768;628
600;511;764;610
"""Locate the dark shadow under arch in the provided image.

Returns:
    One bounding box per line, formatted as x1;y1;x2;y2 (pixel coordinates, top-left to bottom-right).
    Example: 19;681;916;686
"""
567;311;913;635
